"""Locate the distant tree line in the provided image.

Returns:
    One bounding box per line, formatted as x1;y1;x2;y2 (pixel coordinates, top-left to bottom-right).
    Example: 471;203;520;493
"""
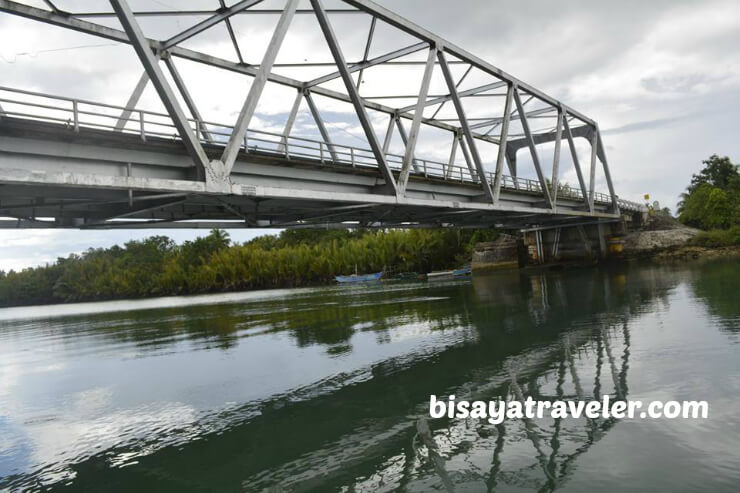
0;228;497;308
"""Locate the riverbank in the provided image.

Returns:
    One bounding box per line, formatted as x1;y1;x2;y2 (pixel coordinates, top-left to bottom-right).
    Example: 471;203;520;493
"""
0;228;497;308
648;245;740;261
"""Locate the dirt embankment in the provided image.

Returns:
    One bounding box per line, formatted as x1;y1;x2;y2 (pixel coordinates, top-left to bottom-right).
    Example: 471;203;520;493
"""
623;214;739;260
623;227;699;253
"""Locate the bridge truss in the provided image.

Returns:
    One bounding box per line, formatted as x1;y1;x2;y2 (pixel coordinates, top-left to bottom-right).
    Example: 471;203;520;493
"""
0;0;642;229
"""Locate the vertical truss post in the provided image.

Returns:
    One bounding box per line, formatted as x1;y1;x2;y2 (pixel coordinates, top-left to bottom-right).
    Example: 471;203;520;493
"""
505;153;517;177
304;90;338;162
398;46;434;194
114;69;149;131
596;127;620;214
588;126;598;210
393;116;421;172
109;0;210;179
492;82;513;203
563;116;591;211
551;107;564;208
445;133;459;179
221;0;299;173
162;54;213;143
278;89;303;153
311;0;398;195
513;86;552;208
437;49;493;202
458;136;478;182
381;114;394;154
356;17;376;90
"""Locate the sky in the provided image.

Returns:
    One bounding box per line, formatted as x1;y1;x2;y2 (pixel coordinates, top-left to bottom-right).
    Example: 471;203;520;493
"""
0;0;739;271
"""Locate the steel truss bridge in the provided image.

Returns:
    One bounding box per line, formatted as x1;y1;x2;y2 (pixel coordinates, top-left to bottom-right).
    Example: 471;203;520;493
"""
0;0;643;230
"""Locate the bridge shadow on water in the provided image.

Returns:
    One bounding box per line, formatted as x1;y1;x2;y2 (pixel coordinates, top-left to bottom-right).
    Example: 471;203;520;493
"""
3;261;736;492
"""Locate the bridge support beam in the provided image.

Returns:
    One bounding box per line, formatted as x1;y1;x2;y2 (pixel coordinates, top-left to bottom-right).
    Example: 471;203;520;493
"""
114;69;149;131
277;89;303;154
398;47;435;194
445;133;458;180
311;0;398;195
221;0;298;174
438;49;493;202
492;83;513;203
304;90;339;163
162;54;214;143
551;108;564;208
109;0;218;186
393;116;421;174
513;86;553;209
520;221;623;265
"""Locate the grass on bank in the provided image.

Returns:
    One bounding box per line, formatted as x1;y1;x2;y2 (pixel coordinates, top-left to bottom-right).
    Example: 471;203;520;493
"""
688;225;740;247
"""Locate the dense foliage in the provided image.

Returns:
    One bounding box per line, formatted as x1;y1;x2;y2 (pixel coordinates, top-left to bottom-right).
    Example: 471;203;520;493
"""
677;154;740;230
0;228;497;307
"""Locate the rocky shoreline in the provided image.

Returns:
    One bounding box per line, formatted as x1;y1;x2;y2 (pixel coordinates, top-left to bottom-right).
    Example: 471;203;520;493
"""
638;245;740;261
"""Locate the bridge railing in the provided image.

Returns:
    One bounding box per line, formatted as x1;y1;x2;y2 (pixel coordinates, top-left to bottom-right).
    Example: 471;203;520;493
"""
0;86;643;212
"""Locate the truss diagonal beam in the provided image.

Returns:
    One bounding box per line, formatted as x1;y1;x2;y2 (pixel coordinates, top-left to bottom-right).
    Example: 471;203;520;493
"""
306;42;427;88
163;55;213;143
445;134;458;179
596;128;620;214
163;0;265;50
398;47;435;194
588;129;598;210
431;65;471;120
393;116;421;173
513;86;552;208
469;106;555;130
381;114;394;153
109;0;210;177
563;117;591;211
492;83;513;203
278;89;303;153
438;50;493;201
311;0;398;195
219;0;245;64
356;16;376;90
221;0;299;173
551;109;564;208
304;90;338;162
398;81;507;113
114;69;149;131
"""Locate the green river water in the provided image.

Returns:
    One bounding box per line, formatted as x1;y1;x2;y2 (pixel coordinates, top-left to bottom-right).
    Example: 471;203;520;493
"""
0;258;738;492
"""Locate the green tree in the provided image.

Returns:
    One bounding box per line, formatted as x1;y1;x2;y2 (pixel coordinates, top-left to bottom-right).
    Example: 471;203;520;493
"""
678;155;739;230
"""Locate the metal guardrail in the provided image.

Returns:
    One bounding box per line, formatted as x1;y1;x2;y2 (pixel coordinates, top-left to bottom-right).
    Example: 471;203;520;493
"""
0;86;643;212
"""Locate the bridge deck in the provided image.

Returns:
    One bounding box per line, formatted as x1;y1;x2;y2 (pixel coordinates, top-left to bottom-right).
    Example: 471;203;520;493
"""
0;87;641;230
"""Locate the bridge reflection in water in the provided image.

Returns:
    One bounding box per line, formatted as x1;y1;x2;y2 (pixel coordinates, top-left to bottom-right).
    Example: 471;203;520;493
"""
247;273;634;493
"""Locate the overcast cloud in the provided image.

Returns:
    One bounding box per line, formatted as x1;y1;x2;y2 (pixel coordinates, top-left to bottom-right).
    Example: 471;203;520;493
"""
0;0;739;271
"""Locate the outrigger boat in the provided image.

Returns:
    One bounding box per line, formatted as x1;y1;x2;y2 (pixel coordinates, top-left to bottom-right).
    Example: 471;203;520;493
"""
335;272;383;283
335;265;383;283
425;266;472;280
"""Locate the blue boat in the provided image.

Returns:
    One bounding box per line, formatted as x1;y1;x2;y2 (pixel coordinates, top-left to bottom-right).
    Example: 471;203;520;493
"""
335;271;383;283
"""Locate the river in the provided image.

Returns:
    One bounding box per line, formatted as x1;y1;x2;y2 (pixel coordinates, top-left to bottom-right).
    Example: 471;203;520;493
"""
1;259;738;492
